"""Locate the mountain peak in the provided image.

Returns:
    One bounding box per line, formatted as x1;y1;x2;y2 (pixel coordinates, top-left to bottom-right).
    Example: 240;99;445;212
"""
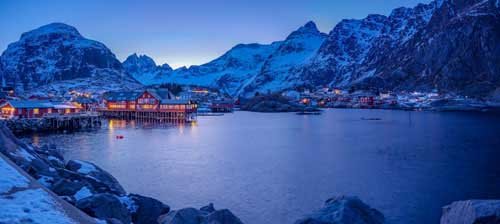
297;21;320;33
20;23;81;41
287;21;324;40
124;53;157;67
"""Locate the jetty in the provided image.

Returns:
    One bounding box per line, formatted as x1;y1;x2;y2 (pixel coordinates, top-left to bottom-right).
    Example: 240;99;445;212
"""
1;112;102;134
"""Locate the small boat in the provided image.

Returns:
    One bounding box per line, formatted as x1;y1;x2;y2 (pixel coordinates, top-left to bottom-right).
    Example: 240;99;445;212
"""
116;135;124;139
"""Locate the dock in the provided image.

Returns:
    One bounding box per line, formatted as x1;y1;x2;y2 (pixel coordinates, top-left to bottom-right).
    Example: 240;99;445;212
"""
98;109;196;123
1;112;102;134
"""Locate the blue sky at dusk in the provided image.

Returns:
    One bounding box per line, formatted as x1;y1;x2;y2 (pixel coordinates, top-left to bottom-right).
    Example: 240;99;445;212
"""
0;0;425;68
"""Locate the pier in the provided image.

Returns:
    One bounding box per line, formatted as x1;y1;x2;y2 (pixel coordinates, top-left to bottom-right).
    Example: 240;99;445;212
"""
1;112;102;134
98;109;196;123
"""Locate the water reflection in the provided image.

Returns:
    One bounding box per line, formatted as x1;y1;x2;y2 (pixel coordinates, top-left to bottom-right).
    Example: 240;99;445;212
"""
24;110;500;224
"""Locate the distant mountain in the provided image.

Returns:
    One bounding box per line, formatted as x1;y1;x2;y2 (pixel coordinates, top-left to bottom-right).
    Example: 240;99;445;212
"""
122;53;172;85
127;21;326;96
0;23;140;96
126;42;281;96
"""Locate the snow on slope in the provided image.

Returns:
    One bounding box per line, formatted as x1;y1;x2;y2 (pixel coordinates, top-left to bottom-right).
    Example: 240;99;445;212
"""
127;42;281;96
0;155;83;224
242;21;327;96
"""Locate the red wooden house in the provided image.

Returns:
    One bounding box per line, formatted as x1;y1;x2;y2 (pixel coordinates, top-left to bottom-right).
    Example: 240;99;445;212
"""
0;100;54;118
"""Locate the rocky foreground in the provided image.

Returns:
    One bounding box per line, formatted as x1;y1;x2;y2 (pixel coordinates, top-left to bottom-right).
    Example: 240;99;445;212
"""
0;123;499;224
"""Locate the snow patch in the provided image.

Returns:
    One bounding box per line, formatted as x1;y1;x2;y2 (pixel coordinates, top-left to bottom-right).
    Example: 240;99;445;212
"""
0;189;78;224
75;160;97;175
0;157;30;193
119;196;138;213
74;187;92;201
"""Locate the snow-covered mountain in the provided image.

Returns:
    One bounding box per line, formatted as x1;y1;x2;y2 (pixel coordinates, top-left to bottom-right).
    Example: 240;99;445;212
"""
126;42;281;96
127;21;327;96
0;23;140;96
122;53;172;85
302;0;500;97
241;21;327;96
3;0;498;98
131;0;499;98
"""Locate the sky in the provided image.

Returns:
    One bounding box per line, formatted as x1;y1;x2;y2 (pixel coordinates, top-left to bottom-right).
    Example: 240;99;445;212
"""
0;0;425;68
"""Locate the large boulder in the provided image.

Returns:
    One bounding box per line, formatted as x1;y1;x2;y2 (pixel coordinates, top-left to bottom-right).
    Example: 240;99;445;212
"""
204;209;244;224
66;159;126;195
158;204;243;224
159;208;203;224
441;200;500;224
76;193;132;224
127;194;170;224
294;196;385;224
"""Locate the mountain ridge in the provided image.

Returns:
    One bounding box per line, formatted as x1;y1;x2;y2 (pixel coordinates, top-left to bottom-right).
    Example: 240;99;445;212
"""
1;0;498;98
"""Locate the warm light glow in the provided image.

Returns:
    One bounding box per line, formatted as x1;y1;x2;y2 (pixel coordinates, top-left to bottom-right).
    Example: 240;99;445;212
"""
33;108;39;115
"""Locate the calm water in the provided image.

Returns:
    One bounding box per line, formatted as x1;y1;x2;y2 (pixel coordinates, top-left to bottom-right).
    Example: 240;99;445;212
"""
26;110;500;224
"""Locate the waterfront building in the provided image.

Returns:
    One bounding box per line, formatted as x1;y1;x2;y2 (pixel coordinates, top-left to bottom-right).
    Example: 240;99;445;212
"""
0;100;82;119
100;89;197;122
210;99;234;112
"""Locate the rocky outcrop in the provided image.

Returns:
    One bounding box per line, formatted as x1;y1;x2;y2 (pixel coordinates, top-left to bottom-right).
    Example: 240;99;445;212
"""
158;204;244;224
240;94;309;112
65;159;126;195
294;196;385;224
128;194;171;224
441;200;500;224
76;193;132;224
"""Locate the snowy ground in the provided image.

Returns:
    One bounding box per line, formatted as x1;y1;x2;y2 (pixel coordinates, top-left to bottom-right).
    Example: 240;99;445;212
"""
0;154;93;224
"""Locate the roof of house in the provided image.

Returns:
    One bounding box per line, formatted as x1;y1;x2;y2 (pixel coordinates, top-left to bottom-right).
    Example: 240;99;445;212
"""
146;89;173;100
103;89;176;102
52;101;80;109
102;91;142;101
160;99;191;105
3;100;54;109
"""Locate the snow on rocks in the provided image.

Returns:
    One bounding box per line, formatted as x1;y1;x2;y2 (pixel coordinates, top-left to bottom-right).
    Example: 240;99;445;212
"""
0;123;176;224
65;159;126;195
294;196;385;224
440;200;500;224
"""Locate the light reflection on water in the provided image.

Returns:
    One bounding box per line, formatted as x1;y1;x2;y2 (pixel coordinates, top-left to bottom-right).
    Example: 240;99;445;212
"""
25;110;500;224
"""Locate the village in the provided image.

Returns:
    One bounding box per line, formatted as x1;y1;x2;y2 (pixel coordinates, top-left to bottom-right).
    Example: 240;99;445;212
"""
0;83;496;133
